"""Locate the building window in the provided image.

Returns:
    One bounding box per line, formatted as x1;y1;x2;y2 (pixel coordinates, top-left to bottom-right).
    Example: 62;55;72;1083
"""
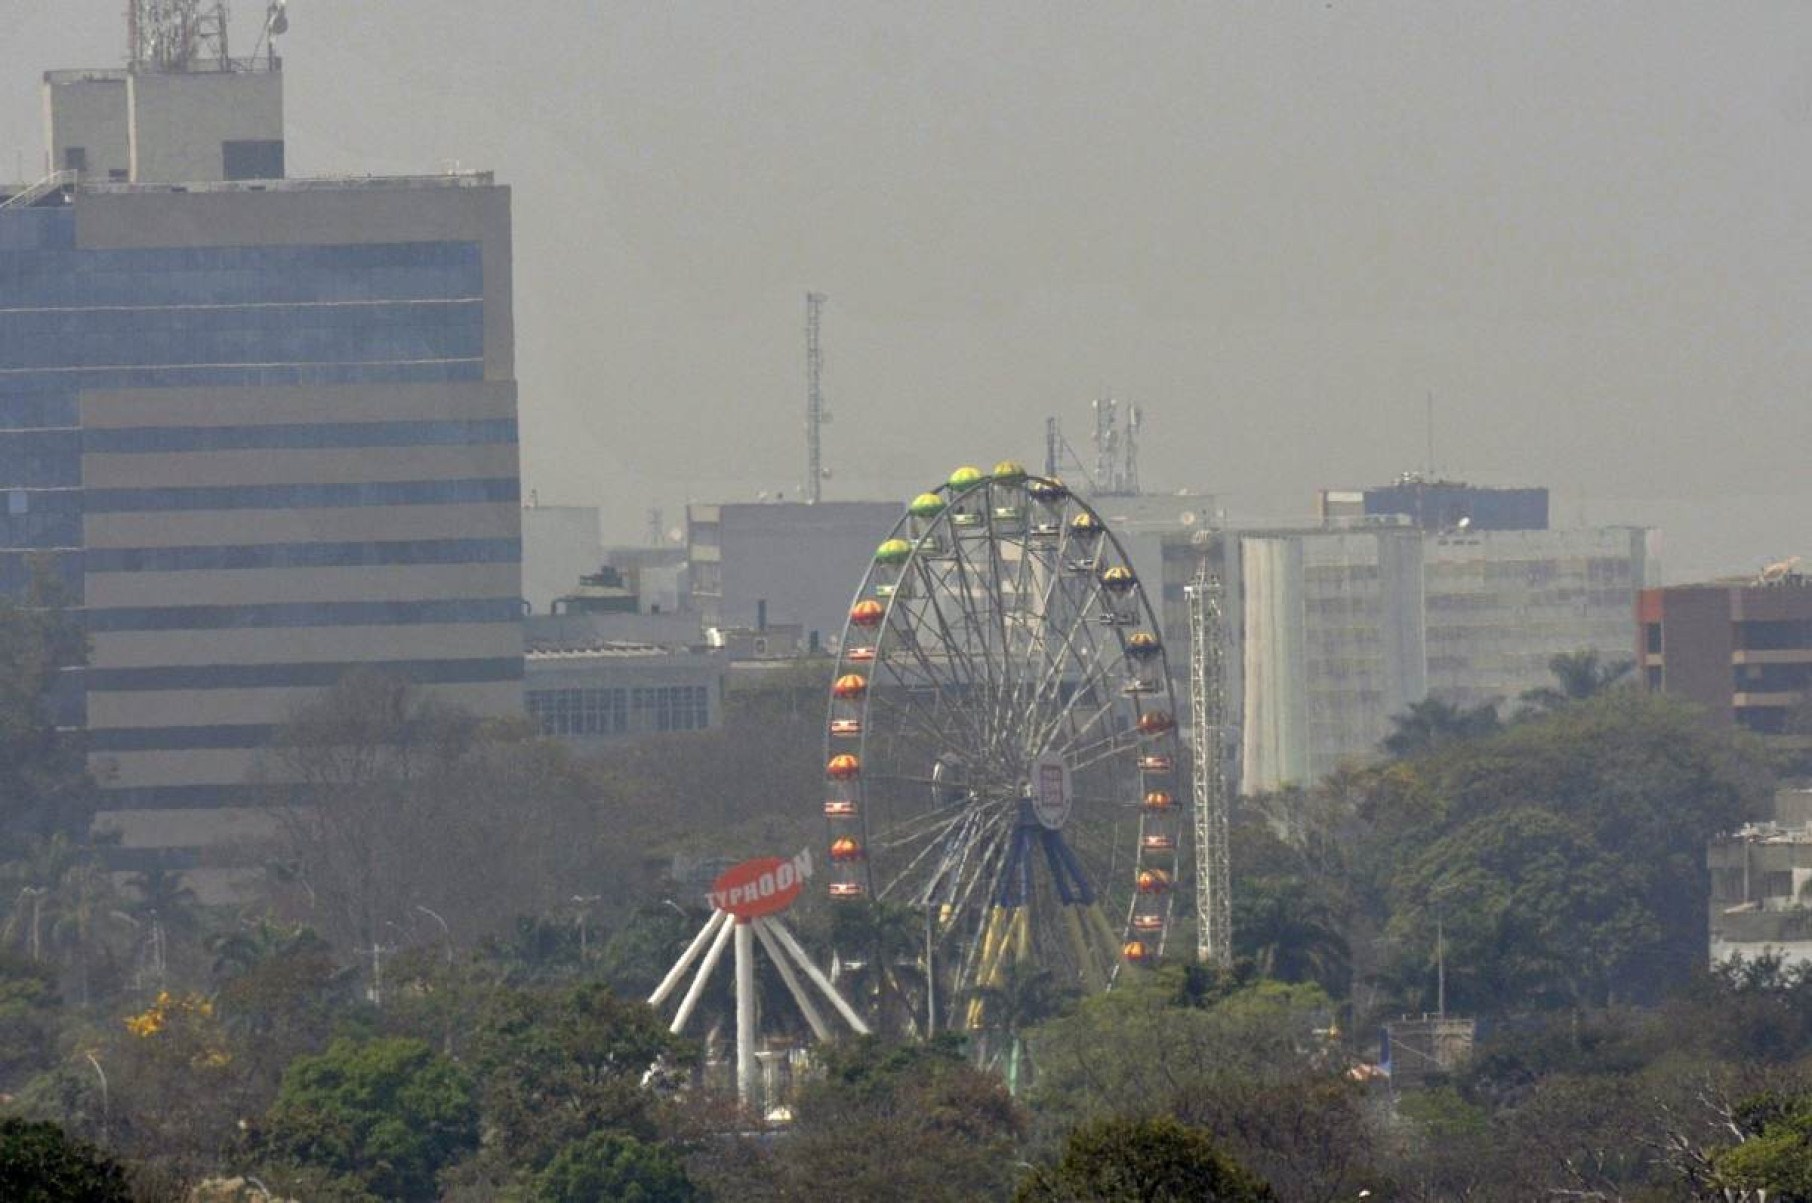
526;688;628;737
1645;623;1662;654
631;685;710;733
222;139;285;180
62;147;87;173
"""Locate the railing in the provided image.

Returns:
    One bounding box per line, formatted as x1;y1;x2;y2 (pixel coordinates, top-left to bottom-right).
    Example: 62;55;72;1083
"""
82;171;495;196
0;170;78;210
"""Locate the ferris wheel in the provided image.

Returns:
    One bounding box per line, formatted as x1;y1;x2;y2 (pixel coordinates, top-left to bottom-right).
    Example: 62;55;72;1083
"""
822;463;1184;1031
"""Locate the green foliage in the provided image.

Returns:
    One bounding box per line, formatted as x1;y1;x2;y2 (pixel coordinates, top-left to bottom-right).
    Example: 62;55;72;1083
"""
1015;1114;1275;1202
1712;1091;1812;1200
0;1115;130;1202
0;567;96;847
1382;696;1501;758
1517;647;1634;714
1361;689;1768;1011
777;1035;1025;1201
531;1132;699;1203
468;982;684;1173
0;952;59;1087
260;1036;477;1202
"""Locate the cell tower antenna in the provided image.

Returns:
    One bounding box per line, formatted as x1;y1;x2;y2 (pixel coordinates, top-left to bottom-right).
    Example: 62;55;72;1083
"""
1187;550;1232;967
128;1;234;73
1123;401;1141;496
804;292;828;504
1092;398;1119;495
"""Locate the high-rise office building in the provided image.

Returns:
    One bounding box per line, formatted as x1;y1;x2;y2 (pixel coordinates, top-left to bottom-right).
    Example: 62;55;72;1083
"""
2;31;521;882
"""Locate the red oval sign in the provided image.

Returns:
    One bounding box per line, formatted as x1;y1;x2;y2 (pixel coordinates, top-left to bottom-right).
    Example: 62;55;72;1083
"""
708;851;811;920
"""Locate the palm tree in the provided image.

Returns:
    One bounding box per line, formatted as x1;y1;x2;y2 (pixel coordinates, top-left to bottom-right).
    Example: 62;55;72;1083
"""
967;960;1071;1092
122;867;199;989
1234;881;1352;997
1382;697;1500;758
830;899;929;1036
1519;648;1634;713
46;862;128;1006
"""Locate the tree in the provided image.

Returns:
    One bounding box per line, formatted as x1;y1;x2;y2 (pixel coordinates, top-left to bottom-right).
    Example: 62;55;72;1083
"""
776;1036;1026;1201
1356;690;1768;1010
259;1036;478;1202
1709;1090;1812;1201
0;564;97;847
466;982;685;1174
0;1116;130;1202
1015;1114;1275;1202
1382;697;1501;758
1517;647;1634;714
532;1132;700;1203
260;672;612;952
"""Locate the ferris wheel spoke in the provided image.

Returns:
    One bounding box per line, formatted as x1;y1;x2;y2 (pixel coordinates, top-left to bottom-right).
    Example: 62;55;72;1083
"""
1063;731;1147;774
941;522;1015;754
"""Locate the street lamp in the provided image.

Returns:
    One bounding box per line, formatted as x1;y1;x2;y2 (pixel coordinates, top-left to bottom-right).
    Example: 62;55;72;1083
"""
415;905;453;966
572;895;601;960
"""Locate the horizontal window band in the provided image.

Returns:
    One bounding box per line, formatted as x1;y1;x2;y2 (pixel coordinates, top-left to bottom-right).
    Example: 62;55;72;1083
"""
85;477;520;513
84;419;517;454
85;597;525;632
0;361;485;392
87;538;520;573
101;847;202;873
89;723;277;752
86;656;523;692
96;783;301;813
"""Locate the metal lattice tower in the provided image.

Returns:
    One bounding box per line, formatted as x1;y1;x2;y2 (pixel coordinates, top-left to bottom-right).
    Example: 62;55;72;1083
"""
1188;552;1232;967
804;292;827;503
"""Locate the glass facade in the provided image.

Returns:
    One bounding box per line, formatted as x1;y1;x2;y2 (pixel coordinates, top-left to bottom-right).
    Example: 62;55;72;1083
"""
0;206;496;607
527;685;711;738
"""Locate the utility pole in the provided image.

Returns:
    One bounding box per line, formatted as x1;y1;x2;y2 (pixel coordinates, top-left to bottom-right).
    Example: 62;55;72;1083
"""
804;292;828;503
1188;550;1232;967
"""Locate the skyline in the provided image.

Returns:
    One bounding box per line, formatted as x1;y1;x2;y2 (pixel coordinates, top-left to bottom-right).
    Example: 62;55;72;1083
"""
6;2;1810;583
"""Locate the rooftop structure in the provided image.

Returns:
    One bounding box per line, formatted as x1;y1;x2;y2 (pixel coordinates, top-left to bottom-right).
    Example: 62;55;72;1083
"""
1317;477;1549;532
1708;793;1812;967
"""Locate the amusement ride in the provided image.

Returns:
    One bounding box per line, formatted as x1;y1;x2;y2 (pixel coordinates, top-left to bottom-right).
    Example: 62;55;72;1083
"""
822;463;1186;1034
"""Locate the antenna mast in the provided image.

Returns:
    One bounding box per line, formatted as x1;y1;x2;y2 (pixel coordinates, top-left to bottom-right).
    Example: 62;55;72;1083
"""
1124;401;1141;496
1188;550;1232;967
1092;398;1119;495
128;1;233;73
804;292;827;504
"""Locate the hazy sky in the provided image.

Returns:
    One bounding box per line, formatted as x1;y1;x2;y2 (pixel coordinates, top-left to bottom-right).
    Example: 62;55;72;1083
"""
6;3;1810;581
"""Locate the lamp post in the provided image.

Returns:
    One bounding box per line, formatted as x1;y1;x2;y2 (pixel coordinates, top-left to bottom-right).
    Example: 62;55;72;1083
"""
415;905;453;966
572;895;602;961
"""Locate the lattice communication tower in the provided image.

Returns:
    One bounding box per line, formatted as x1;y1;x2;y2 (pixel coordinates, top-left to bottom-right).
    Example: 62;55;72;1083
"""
1188;551;1232;966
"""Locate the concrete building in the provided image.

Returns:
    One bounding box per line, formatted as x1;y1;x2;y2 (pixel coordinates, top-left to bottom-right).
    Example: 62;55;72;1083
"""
2;48;520;878
1640;575;1812;733
1163;522;1654;793
1708;791;1812;966
523;615;722;750
686;500;901;646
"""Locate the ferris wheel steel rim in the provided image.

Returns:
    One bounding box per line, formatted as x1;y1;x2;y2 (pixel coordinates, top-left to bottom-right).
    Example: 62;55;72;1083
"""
823;469;1184;1025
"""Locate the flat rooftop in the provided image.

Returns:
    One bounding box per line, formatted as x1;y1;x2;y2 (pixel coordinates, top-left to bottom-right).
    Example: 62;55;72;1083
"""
0;171;497;208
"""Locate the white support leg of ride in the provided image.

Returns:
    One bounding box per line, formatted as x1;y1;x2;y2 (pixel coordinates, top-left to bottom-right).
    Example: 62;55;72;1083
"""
671;910;736;1035
770;917;870;1035
735;920;757;1109
649;909;728;1007
753;917;831;1042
